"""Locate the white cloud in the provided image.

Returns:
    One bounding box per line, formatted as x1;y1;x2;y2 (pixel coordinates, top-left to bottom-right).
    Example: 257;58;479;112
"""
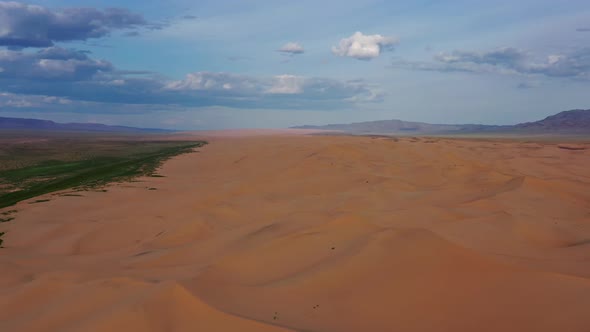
104;79;126;86
42;96;72;104
0;2;152;48
345;88;386;103
278;42;304;55
267;75;304;94
0;92;72;108
167;72;306;95
159;71;381;108
0;47;112;80
164;72;259;92
332;32;398;60
37;59;77;74
517;81;539;89
5;99;35;108
547;55;564;65
395;47;590;79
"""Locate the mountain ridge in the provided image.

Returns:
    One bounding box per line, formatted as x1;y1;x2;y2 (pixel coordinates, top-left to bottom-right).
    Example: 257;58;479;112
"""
292;109;590;134
0;116;172;133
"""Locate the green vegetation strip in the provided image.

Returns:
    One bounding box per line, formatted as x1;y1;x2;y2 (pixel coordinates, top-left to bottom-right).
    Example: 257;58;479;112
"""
0;141;206;209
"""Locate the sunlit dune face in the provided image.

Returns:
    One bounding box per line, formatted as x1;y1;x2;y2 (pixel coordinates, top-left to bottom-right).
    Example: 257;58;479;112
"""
1;135;590;332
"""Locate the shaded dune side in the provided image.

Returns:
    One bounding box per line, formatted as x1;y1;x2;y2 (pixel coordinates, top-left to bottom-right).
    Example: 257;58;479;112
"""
1;135;590;332
0;277;289;332
76;282;289;332
189;222;590;332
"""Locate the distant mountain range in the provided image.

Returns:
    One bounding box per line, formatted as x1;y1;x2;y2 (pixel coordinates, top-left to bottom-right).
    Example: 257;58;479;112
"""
292;109;590;135
514;109;590;131
2;109;589;134
0;116;172;133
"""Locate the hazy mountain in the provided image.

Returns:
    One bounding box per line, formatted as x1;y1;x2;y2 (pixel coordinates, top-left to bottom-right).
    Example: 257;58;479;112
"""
515;109;590;132
292;109;590;134
0;117;172;133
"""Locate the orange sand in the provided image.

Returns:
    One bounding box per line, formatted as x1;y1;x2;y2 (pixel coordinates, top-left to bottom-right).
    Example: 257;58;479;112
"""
1;134;590;331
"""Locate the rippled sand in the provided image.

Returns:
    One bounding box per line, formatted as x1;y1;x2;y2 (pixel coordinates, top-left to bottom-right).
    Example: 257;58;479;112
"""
1;133;590;331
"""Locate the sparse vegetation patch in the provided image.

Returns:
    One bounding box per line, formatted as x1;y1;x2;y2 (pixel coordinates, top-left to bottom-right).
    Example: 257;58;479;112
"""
0;138;206;209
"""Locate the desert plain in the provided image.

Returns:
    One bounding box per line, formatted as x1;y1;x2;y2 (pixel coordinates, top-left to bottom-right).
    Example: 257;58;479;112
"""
1;132;590;332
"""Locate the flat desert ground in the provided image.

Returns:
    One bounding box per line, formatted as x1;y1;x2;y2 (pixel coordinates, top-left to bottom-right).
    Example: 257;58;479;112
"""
1;133;590;332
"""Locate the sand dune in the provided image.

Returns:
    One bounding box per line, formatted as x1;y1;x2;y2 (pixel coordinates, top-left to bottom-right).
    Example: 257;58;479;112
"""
1;134;590;331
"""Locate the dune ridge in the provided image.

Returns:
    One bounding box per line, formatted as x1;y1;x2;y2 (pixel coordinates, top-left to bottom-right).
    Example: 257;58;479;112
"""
1;134;590;331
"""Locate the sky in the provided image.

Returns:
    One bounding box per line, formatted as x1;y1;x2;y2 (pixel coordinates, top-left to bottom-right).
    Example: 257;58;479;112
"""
0;0;589;130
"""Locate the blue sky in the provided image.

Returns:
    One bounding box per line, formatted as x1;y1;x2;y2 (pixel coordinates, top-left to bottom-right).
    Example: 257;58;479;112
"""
0;0;589;129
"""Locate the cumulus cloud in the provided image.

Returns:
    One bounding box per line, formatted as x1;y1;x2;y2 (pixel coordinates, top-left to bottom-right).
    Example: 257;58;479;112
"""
332;32;398;60
277;42;305;55
434;47;526;69
166;72;379;104
394;47;590;79
164;72;260;95
267;75;304;94
105;79;125;86
227;55;250;62
528;50;590;78
0;92;71;108
0;47;112;80
516;82;539;89
0;47;382;111
0;1;155;48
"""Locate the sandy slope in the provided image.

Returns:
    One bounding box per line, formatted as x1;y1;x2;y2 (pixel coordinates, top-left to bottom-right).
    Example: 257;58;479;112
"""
1;134;590;332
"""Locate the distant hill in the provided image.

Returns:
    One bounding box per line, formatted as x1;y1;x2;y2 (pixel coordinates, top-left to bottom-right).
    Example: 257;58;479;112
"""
295;119;460;132
0;116;172;133
292;109;590;134
515;109;590;132
294;119;506;134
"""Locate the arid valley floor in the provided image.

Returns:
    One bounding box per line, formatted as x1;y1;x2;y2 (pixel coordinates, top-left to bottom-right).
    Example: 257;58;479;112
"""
1;133;590;331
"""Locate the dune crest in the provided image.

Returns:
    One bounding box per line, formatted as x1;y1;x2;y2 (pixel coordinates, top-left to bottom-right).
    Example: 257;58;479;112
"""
1;135;590;331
